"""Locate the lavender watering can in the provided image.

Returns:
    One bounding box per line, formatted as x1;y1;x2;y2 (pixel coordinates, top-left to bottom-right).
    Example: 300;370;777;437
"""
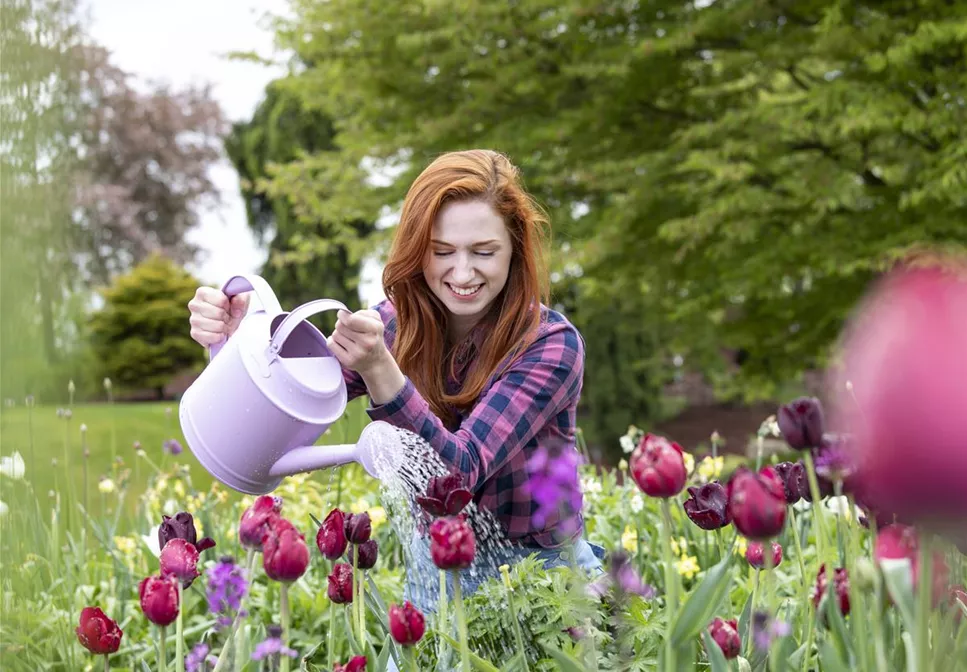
178;274;398;495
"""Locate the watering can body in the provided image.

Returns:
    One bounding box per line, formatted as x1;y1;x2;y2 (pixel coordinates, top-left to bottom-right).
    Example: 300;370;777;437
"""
179;275;352;495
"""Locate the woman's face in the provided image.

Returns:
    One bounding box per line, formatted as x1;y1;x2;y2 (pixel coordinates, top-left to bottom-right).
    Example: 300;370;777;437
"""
423;199;513;338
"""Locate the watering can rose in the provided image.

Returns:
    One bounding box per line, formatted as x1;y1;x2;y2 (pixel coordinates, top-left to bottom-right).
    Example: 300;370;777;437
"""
76;607;122;655
629;433;687;498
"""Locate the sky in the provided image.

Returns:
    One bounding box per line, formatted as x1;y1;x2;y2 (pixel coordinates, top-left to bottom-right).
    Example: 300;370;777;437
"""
84;0;385;305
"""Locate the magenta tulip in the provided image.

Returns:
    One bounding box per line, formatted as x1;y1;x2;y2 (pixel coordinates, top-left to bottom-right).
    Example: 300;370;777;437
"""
417;473;473;517
389;601;426;646
813;564;850;616
262;519;310;583
159;538;200;587
327;563;354;604
727;467;786;540
429;516;476;570
707;617;740;659
76;607;122;655
139;575;179;626
239;495;283;549
745;541;783;570
629;433;687;498
315;507;348;560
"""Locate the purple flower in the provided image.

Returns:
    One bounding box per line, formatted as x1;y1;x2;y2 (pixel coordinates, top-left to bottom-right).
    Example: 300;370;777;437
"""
814;435;856;484
609;552;656;599
751;611;791;651
163;439;183;455
185;643;215;672
524;446;583;534
205;557;248;628
251;625;297;661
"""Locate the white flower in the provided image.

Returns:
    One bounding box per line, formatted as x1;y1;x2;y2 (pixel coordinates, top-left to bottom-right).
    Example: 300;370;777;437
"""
0;500;8;517
0;452;25;480
793;499;813;513
581;477;602;495
630;493;644;514
142;525;161;557
619;435;635;454
162;498;179;515
825;496;864;520
103;377;112;390
98;478;116;494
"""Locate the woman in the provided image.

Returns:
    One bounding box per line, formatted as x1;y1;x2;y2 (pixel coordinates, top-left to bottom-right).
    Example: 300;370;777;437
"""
188;149;603;610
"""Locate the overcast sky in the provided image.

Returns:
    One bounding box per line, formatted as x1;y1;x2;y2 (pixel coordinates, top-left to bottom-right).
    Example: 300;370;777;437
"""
83;0;386;305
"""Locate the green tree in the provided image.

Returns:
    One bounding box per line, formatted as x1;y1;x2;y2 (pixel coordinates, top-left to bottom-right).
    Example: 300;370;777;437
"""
88;255;205;399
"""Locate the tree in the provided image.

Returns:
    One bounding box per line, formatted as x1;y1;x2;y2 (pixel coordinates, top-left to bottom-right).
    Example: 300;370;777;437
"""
224;76;375;318
88;254;205;399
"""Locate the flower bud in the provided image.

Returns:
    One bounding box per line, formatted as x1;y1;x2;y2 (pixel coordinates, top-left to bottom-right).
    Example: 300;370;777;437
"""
139;575;179;626
745;541;782;570
429;516;476;570
389;601;426;646
629;433;687;498
344;512;372;544
327;563;354;604
159;538;200;587
727;467;786;540
333;656;367;672
777;397;825;450
683;482;731;530
262;519;310;583
316;507;348;560
76;606;122;655
238;495;282;549
347;539;379;570
812;564;850;616
707;617;741;659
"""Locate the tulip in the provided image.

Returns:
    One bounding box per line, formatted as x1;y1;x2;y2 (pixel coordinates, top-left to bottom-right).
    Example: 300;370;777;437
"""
76;606;123;655
139;575;180;626
347;539;378;570
812;564;850;616
832;259;967;529
0;451;25;480
239;495;283;549
772;462;807;504
683;482;731;530
159;538;200;587
874;524;949;603
388;601;426;646
813;435;856;487
707;617;741;659
629;433;687;498
745;541;783;570
429;516;476;570
327;563;354;603
333;656;367;672
417;472;473;517
315;507;348;560
344;512;372;544
727;467;787;540
158;511;216;554
777;396;825;450
262;519;310;583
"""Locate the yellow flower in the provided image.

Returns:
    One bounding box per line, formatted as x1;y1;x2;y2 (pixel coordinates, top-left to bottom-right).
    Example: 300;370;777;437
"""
369;506;387;529
350;498;369;514
621;525;638;554
683;452;695;476
156;476;168;492
697;456;724;481
215;490;228;504
734;536;748;557
675;554;700;580
114;536;137;555
670;536;689;556
617;459;628;472
174;481;186;497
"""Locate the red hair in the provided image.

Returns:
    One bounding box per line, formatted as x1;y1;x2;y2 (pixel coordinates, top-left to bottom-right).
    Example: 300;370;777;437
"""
382;150;550;425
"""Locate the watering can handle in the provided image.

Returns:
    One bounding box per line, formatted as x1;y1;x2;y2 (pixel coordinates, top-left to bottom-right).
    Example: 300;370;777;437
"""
267;299;349;359
209;275;283;360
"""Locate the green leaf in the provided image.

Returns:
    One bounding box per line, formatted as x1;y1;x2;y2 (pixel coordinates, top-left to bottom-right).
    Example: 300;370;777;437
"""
881;558;917;633
737;588;754;647
543;644;587;672
438;632;500;672
702;630;732;672
670;553;733;646
818;640;850;672
309;512;323;528
823;586;853;664
344;609;363;656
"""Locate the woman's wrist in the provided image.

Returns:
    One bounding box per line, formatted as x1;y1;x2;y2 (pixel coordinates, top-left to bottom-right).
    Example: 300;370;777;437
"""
359;349;406;405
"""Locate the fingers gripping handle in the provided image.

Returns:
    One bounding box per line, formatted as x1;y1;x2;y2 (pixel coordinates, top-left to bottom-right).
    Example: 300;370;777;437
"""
209;275;283;359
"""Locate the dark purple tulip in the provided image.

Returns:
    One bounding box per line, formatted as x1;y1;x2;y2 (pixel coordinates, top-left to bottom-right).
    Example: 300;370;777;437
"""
159;511;215;554
683;482;731;530
347;539;379;570
777;397;825;450
315;508;348;560
327;563;354;604
344;512;372;545
727;467;787;540
772;462;806;504
416;473;473;517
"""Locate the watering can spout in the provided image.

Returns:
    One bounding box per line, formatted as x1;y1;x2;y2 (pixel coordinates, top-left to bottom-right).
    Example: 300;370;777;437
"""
267;421;402;480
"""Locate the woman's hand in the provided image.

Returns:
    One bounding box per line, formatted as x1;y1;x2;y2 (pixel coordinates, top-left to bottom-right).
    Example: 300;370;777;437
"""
327;309;389;374
187;287;251;347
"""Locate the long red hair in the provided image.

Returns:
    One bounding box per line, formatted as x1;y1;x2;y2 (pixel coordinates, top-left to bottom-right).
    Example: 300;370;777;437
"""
382;150;549;425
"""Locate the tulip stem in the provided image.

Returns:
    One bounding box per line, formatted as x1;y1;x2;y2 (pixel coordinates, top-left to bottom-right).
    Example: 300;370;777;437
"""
406;647;419;672
500;566;529;672
104;654;110;671
327;600;336;671
159;625;169;672
352;551;361;645
916;536;932;672
802;453;828;563
452;571;471;672
359;571;367;649
747;570;760;658
659;499;678;672
176;583;185;672
437;569;449;667
280;584;290;672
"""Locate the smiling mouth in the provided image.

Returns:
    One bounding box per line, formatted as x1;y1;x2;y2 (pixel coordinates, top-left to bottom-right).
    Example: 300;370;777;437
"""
446;283;483;297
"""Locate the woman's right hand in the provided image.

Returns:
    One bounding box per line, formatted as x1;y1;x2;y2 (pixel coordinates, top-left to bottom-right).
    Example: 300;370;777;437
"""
188;287;251;347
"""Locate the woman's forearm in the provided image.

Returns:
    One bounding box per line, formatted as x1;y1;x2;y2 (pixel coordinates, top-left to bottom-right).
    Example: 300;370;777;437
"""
359;350;407;405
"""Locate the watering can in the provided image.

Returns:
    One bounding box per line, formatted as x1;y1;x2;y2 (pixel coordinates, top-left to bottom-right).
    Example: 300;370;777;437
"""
179;274;402;495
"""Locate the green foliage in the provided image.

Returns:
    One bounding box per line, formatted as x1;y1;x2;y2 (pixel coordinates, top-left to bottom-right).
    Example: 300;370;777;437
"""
88;255;205;397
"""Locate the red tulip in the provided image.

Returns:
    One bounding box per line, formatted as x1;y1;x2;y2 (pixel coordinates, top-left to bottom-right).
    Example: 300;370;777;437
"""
812;564;850;616
239;495;283;549
388;601;426;646
139;575;179;626
629;433;687;498
745;541;783;570
874;524;949;604
334;656;367;672
159;538;199;587
327;563;354;604
347;539;379;570
683;482;731;530
727;467;786;540
707;617;741;659
344;512;372;544
416;473;473;517
777;397;825;450
262;519;310;583
315;507;348;560
76;607;122;655
429;516;476;570
833;259;967;529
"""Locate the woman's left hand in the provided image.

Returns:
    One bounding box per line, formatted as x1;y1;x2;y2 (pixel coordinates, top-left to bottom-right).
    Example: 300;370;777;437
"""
328;309;389;375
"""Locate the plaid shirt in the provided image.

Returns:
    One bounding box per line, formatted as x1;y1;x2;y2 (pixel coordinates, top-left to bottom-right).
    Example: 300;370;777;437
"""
342;300;586;548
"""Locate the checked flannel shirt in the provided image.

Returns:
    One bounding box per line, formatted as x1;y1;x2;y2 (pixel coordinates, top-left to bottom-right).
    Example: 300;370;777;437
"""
342;299;586;548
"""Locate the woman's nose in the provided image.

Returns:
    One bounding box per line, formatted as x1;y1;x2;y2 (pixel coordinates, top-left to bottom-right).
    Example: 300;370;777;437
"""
450;254;475;283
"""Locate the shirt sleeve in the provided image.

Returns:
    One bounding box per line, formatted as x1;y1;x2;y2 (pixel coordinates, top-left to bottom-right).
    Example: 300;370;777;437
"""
366;323;585;492
342;301;397;402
